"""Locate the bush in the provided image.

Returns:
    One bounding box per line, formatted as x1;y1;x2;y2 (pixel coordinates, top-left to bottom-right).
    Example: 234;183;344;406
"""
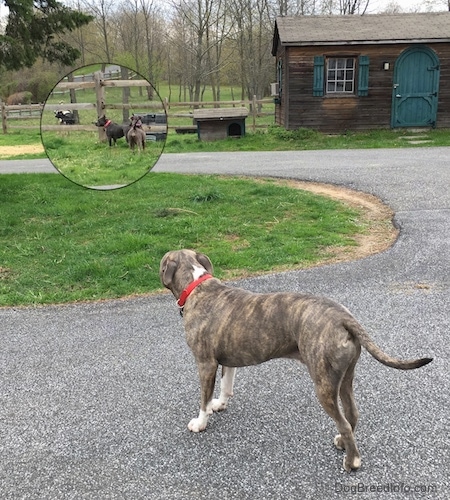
6;91;33;105
28;71;60;102
267;124;319;141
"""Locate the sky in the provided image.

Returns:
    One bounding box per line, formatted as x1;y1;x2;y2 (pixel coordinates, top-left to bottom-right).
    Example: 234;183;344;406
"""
0;0;445;23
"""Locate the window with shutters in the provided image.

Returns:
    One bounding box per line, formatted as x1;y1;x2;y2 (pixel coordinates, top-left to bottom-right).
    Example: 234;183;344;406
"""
313;55;369;97
326;57;355;93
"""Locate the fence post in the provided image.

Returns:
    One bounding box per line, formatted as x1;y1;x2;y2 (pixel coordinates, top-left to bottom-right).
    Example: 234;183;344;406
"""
1;101;7;134
121;66;130;124
94;70;107;142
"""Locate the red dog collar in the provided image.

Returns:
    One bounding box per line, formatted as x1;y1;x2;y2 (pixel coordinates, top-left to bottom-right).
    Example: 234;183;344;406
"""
177;274;213;308
104;120;112;128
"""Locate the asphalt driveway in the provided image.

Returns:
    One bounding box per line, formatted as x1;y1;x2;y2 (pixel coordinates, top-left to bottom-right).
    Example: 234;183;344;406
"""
1;148;449;499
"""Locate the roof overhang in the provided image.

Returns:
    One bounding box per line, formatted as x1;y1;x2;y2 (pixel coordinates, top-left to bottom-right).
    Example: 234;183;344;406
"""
272;13;450;55
281;38;450;47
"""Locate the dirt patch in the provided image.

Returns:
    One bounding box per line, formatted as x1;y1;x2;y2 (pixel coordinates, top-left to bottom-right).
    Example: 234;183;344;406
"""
0;144;44;157
219;177;398;280
0;267;12;279
275;179;398;265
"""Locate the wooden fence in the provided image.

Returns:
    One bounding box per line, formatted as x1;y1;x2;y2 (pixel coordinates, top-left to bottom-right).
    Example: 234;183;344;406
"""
1;70;274;135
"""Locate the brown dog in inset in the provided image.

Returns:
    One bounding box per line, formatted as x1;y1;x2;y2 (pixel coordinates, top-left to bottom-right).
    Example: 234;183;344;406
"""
127;115;146;152
160;249;432;472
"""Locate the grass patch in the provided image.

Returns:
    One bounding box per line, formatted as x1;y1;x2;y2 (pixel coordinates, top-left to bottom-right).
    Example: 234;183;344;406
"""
164;125;450;153
0;130;41;146
1;119;450;162
0;173;364;306
40;131;164;187
0;129;44;160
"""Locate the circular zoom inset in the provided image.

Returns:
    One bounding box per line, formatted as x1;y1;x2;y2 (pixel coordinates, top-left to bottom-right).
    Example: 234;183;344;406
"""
40;63;167;190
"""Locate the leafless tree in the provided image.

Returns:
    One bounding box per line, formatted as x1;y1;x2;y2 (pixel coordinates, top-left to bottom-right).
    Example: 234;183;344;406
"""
52;0;382;107
167;6;197;101
319;0;370;13
340;0;369;14
228;0;273;102
276;0;320;16
168;0;230;104
117;0;144;73
424;0;450;11
139;0;166;97
81;0;118;61
62;0;103;65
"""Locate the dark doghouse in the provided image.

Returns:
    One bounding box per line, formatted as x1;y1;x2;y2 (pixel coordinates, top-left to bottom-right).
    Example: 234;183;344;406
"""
193;108;248;141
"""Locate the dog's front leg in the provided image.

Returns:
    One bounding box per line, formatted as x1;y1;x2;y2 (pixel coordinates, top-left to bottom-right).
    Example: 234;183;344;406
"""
208;366;236;413
188;361;218;433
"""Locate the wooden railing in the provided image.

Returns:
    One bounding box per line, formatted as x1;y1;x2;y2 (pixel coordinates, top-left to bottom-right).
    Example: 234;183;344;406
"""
2;98;274;134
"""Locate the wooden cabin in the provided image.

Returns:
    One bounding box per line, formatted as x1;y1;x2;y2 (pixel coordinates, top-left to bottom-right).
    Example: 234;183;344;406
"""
271;13;450;132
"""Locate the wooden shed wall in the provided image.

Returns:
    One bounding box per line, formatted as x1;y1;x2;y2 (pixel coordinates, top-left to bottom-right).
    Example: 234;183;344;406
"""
276;43;450;132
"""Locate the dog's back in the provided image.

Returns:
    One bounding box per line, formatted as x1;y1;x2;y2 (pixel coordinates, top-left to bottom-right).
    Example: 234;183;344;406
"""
127;118;146;151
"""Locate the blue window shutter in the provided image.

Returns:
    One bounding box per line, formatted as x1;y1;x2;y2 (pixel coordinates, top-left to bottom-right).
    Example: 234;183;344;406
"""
358;55;369;96
277;59;283;94
313;56;324;96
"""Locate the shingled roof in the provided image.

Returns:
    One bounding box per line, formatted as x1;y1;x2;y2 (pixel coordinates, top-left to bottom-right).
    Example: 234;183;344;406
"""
272;12;450;54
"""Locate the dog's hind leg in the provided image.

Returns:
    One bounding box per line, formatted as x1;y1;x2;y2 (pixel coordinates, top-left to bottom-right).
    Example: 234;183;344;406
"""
335;354;360;451
188;360;218;432
313;372;361;472
208;366;236;413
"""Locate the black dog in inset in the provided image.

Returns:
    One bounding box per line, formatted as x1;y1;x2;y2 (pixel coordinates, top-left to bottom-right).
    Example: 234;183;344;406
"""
95;115;131;147
127;115;146;152
55;110;76;125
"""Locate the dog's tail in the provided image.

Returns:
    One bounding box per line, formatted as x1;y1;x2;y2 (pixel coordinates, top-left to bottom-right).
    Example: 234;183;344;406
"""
344;318;433;370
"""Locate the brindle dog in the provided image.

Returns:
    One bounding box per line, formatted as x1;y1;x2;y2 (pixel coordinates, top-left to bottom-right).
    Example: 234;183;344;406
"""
160;249;432;472
127;115;146;152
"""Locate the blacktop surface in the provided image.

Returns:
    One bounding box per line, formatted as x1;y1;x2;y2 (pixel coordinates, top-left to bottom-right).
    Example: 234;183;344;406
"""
1;148;449;499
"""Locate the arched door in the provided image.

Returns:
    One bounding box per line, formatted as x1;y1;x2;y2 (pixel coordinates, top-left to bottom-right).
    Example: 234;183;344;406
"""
391;46;440;128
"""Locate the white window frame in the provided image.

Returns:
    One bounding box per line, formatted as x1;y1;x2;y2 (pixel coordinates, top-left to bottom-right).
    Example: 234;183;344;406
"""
326;57;356;94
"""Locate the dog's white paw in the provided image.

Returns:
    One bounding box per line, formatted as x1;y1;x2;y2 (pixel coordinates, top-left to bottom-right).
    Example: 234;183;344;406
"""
343;455;361;472
334;434;344;450
188;417;207;433
208;398;228;412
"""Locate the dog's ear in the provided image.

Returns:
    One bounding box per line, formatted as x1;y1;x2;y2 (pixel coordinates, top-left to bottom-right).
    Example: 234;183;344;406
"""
195;252;213;275
160;257;177;287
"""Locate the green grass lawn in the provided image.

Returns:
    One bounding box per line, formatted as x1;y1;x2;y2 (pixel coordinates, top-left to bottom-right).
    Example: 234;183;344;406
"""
2;124;450;163
165;124;450;153
40;131;165;188
0;173;364;306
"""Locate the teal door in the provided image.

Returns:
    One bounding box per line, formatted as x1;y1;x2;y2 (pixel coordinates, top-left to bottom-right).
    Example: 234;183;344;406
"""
391;46;440;128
